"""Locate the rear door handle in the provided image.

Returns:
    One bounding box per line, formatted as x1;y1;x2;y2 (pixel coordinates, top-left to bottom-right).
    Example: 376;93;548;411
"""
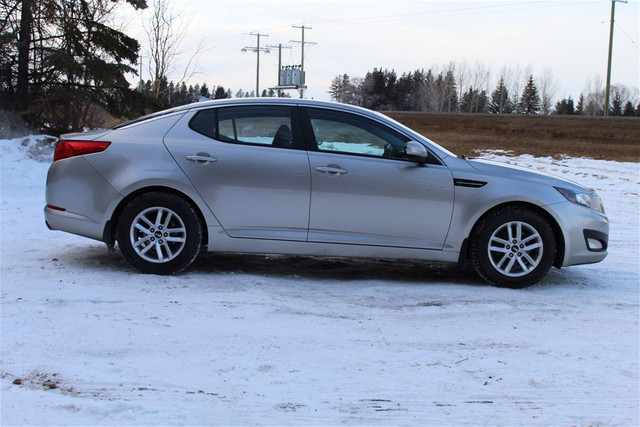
186;153;217;164
315;165;348;176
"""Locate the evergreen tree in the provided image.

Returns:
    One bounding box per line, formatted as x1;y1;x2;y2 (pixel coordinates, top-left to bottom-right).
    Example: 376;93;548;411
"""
394;72;414;110
442;71;458;113
575;94;585;115
511;93;521;114
177;82;189;105
609;90;623;116
460;87;487;113
1;0;148;133
421;69;436;112
519;75;541;114
489;76;513;114
410;70;427;111
622;101;635;117
157;76;170;105
214;86;229;99
361;68;398;110
431;71;458;113
330;74;359;105
477;90;489;113
554;97;575;115
462;87;488;113
390;69;416;111
199;83;211;99
460;88;474;113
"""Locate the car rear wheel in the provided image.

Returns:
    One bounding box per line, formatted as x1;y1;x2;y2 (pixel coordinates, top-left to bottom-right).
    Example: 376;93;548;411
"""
470;206;556;288
117;192;202;274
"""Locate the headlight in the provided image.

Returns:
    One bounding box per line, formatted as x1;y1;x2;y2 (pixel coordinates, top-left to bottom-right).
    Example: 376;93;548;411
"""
555;187;605;214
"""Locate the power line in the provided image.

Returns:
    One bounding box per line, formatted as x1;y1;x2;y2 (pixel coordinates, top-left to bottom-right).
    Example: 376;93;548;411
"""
312;1;594;27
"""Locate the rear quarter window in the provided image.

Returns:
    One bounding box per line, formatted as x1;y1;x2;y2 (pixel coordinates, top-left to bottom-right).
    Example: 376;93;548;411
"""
189;109;217;139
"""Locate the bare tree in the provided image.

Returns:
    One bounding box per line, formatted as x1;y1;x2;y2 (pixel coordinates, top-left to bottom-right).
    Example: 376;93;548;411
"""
537;68;558;115
463;62;490;113
429;62;457;113
454;60;470;111
501;64;532;112
584;75;605;116
143;0;204;100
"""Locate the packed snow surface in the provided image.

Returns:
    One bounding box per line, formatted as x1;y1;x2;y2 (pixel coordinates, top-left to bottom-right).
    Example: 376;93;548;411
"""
1;136;638;425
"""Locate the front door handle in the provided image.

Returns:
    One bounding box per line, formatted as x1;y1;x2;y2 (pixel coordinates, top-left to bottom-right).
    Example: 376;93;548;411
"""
315;165;348;176
186;153;217;164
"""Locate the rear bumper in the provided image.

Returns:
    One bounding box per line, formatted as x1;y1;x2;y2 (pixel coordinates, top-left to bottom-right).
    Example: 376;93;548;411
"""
44;205;105;242
45;156;120;242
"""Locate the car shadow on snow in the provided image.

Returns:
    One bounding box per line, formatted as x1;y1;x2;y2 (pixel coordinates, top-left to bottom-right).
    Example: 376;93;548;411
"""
54;244;483;285
191;252;485;286
57;244;586;289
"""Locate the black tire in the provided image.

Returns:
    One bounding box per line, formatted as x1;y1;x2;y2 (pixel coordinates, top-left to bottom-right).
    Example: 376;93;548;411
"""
470;206;556;288
117;192;203;275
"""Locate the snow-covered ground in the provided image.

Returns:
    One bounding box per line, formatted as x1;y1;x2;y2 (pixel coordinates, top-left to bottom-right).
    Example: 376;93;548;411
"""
1;136;638;426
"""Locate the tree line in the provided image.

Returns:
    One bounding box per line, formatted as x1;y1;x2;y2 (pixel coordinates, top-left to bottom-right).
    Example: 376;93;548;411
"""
138;76;292;110
329;67;640;117
2;1;639;138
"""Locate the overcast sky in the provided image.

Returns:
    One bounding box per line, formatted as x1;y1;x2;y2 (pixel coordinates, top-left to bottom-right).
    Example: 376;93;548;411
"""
120;0;639;102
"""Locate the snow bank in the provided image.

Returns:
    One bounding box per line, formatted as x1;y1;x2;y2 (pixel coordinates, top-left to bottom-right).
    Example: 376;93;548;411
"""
1;136;638;425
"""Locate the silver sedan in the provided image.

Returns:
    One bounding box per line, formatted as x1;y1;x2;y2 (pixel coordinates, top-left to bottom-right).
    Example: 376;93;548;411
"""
45;99;609;288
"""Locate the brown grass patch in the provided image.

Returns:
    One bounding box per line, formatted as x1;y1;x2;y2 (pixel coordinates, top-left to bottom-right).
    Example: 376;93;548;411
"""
386;113;640;162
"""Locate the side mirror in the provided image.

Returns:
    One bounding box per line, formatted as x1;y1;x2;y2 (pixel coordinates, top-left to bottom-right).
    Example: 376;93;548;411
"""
405;141;429;163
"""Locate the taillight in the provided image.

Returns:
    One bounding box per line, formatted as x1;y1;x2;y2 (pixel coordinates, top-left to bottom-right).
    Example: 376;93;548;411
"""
53;140;111;162
45;204;66;211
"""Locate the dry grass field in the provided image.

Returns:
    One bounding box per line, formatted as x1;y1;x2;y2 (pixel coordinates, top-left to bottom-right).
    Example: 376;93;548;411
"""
386;112;640;162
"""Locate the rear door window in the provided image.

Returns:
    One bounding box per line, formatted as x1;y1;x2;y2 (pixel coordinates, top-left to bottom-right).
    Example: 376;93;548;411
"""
190;105;297;149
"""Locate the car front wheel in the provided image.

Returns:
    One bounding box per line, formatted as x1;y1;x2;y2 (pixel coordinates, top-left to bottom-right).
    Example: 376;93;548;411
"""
470;206;556;288
117;192;203;275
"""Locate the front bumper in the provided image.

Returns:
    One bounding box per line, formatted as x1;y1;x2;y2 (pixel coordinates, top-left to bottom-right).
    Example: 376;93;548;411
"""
554;202;609;267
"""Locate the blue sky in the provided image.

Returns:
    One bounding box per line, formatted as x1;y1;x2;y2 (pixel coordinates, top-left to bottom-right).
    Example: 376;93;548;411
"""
121;0;639;101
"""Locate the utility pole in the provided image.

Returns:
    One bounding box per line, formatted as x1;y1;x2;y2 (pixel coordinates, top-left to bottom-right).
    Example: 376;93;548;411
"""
604;0;627;116
242;32;270;97
267;43;292;88
291;24;316;98
138;55;144;92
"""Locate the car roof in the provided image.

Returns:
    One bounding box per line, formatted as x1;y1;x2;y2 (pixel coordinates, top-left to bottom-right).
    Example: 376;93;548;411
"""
186;97;373;114
159;98;377;118
113;98;384;130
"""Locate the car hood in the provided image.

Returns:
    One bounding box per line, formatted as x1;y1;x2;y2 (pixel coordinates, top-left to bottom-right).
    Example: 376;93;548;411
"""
465;158;593;193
